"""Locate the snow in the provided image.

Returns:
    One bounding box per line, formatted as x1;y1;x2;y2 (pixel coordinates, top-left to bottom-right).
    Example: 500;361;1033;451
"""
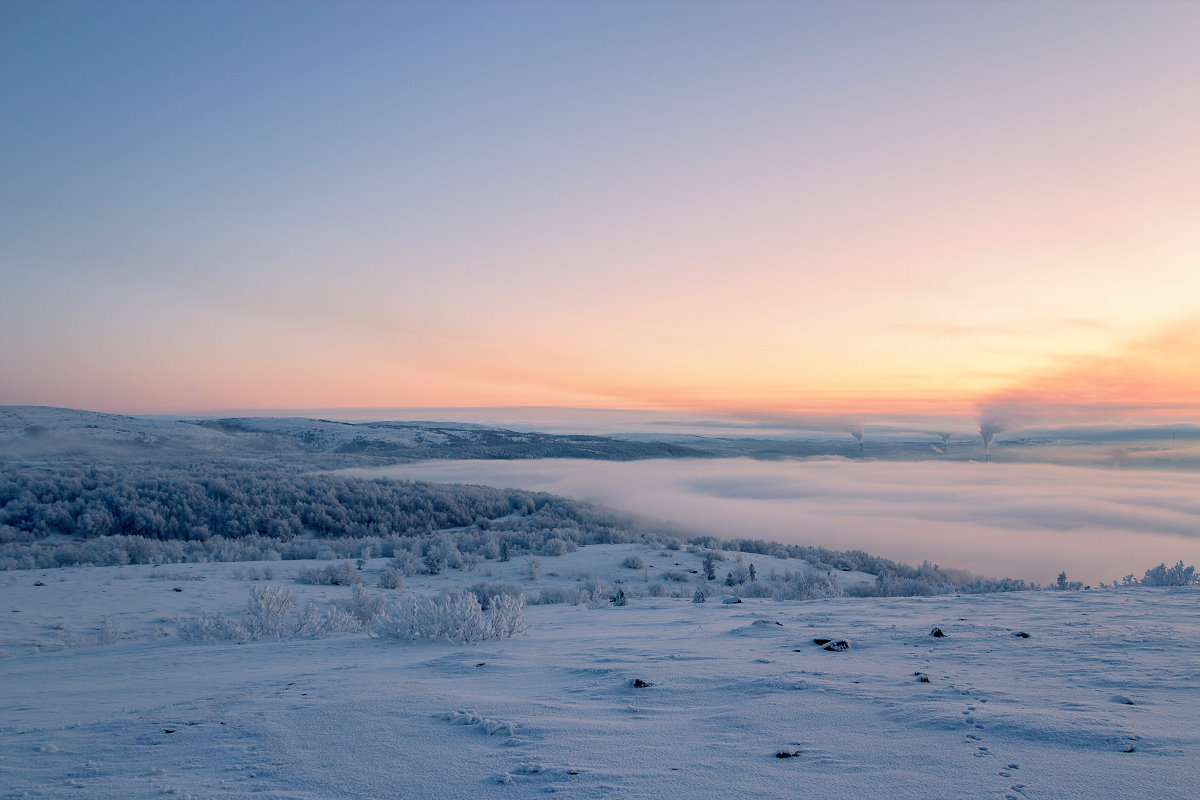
2;546;1196;799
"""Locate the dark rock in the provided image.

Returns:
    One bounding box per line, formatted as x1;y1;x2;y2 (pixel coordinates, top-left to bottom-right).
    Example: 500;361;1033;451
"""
1013;631;1030;639
775;747;800;758
173;587;183;592
930;627;945;638
822;640;850;652
813;638;832;646
33;581;44;587
915;672;930;683
632;679;653;688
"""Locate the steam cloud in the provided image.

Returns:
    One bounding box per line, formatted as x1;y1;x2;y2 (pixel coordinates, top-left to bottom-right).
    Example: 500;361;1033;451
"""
847;425;864;453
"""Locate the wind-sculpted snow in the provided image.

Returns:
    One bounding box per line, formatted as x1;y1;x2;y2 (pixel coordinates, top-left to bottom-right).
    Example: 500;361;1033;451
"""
1;553;1197;799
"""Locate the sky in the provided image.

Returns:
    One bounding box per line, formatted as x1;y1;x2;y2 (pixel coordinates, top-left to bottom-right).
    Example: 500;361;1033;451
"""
3;1;1199;426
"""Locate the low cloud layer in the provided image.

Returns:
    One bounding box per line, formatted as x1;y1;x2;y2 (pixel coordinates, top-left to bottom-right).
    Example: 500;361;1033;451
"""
344;458;1200;585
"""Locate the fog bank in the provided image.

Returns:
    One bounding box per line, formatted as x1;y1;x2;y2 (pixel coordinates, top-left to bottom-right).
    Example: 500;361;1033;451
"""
341;458;1200;585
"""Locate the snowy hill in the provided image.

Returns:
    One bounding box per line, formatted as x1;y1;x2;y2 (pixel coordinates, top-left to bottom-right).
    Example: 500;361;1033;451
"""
1;545;1196;799
0;406;702;463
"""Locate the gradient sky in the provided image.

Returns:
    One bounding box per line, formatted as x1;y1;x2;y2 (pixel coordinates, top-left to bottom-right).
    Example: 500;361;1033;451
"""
3;1;1198;423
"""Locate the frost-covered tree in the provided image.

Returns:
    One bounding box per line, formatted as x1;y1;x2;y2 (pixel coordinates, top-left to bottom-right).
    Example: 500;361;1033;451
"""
1141;560;1197;586
1055;571;1083;591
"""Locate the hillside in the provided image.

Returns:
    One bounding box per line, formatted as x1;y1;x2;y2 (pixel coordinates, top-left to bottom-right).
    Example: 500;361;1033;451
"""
0;406;703;464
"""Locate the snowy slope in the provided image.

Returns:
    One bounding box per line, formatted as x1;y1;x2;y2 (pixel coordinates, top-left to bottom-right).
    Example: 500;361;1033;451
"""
2;546;1196;800
0;406;699;462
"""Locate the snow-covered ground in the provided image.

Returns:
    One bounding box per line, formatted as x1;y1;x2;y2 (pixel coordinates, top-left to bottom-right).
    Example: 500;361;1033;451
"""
2;545;1196;799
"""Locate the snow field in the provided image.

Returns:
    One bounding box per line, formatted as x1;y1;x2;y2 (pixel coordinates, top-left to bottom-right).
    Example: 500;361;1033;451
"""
1;544;1197;799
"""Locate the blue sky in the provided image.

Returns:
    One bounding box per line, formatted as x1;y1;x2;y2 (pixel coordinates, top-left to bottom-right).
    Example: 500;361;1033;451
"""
3;1;1199;419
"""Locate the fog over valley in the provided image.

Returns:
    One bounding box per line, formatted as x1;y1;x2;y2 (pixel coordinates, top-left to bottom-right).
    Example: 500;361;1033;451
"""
342;457;1200;586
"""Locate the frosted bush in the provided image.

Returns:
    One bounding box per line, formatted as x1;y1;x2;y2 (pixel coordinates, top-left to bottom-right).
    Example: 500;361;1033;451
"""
294;602;361;637
379;566;405;589
178;613;248;643
245;585;296;639
622;555;646;570
771;568;844;601
180;587;360;643
297;561;362;586
467;581;525;610
484;593;526;638
343;584;386;625
98;616;123;645
389;550;421;577
542;537;573;556
739;580;774;598
581;576;605;595
371;592;525;643
576;590;608;609
536;586;572;605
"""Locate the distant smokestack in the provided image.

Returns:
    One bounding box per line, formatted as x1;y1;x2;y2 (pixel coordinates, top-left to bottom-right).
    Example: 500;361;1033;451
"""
848;425;864;454
980;423;1003;461
938;432;951;454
